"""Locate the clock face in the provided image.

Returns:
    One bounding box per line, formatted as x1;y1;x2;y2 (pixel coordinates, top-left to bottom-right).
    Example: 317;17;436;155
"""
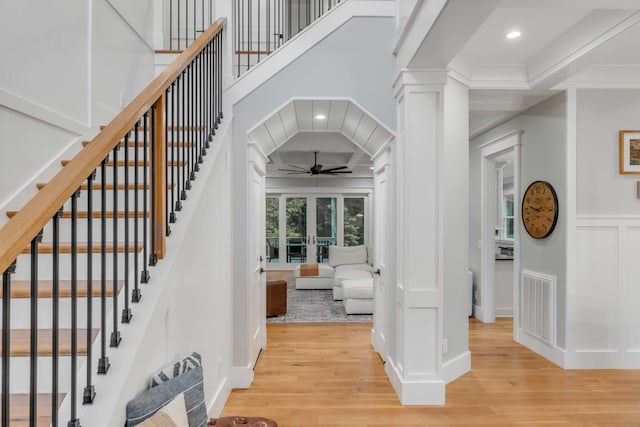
522;180;558;239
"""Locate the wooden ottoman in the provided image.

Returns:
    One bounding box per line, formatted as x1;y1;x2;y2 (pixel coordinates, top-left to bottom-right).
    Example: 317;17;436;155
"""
266;280;287;317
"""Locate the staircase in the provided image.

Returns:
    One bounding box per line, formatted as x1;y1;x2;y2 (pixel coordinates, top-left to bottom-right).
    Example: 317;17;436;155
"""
0;19;226;427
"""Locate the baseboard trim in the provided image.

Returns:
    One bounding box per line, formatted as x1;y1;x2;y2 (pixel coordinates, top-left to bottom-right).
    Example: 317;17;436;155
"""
207;376;231;418
442;351;470;384
495;308;513;317
564;350;640;369
385;358;445;405
230;366;254;389
517;330;565;368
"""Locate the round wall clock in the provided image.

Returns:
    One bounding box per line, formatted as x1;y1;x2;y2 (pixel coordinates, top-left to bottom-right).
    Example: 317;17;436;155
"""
521;180;559;239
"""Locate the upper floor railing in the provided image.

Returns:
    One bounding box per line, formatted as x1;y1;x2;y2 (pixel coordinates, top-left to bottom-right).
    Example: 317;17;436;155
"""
0;18;225;427
233;0;343;77
165;0;217;50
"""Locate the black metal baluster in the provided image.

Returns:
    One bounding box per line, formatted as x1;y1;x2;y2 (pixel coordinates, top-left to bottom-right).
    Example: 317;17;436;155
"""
150;105;158;267
97;158;110;375
219;32;224;122
176;75;183;211
83;172;96;404
214;38;218;135
165;87;172;236
51;208;61;425
171;82;179;219
68;191;81;427
133;120;142;302
185;0;189;47
2;260;16;427
141;113;151;284
30;229;43;427
199;51;204;163
186;64;193;187
123;132;132;323
248;0;251;71
169;0;173;50
181;71;187;201
110;146;121;348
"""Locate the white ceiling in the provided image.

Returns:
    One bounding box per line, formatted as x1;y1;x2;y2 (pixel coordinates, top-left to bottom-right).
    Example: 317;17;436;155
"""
425;0;640;137
248;100;393;178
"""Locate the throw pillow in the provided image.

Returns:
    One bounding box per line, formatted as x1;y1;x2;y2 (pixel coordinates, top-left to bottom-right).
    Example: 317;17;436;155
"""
150;352;202;388
138;393;189;427
126;366;208;427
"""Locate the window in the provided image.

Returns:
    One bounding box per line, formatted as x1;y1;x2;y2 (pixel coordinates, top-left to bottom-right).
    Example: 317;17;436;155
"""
265;197;279;263
344;198;365;246
503;194;514;240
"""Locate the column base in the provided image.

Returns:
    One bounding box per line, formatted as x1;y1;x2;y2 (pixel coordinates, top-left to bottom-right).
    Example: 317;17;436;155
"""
385;358;445;405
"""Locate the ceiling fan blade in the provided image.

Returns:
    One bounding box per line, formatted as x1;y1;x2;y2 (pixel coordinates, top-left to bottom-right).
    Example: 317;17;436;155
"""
287;164;309;171
319;170;352;174
321;166;349;172
278;168;311;174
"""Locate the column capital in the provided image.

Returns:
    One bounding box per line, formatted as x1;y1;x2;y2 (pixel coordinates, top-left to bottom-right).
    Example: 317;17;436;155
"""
393;69;448;99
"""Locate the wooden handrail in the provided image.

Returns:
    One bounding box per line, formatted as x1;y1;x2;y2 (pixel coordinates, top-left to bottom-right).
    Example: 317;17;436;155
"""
0;18;226;274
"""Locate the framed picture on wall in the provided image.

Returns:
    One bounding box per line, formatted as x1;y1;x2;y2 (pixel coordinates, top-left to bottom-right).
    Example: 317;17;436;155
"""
619;130;640;174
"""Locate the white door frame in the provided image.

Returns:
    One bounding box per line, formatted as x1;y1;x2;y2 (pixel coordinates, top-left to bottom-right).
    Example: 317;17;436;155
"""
478;130;522;331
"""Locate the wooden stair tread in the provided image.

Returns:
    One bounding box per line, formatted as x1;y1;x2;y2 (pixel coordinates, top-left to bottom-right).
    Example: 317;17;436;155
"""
0;393;64;427
155;49;183;54
37;182;175;191
1;280;123;299
61;160;185;167
21;243;143;255
8;210;150;219
83;140;195;148
0;329;99;356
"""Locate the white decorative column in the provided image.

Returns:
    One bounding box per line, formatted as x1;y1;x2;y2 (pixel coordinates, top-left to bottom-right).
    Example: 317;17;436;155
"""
387;70;447;405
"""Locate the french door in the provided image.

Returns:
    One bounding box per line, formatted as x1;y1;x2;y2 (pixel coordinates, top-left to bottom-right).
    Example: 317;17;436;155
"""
265;194;369;267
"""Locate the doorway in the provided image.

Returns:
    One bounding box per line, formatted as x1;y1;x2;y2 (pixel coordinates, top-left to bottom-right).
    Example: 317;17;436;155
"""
478;130;521;337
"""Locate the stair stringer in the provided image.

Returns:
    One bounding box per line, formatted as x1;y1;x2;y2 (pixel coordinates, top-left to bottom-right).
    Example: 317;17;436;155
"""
225;0;395;108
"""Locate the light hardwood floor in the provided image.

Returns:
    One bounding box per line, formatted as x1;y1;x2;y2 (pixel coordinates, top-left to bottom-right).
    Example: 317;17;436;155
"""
222;317;640;426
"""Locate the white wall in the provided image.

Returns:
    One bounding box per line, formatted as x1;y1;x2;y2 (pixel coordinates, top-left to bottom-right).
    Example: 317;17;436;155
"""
0;0;154;216
230;16;395;375
569;89;640;368
470;93;567;350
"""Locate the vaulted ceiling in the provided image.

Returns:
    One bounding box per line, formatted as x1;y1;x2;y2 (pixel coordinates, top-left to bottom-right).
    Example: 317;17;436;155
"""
248;100;394;178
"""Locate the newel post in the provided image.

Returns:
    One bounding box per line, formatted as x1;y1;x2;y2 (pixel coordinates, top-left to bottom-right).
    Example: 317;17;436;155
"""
153;93;167;260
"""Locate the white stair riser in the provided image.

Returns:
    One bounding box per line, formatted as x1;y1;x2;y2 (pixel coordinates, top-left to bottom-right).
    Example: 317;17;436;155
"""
0;297;114;330
0;355;87;394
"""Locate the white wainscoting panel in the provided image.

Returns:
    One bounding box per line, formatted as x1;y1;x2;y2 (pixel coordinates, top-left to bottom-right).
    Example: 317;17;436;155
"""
575;225;618;352
626;226;640;352
571;216;640;368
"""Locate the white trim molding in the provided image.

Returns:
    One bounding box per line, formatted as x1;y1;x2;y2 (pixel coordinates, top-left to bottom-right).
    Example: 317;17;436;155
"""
442;351;471;384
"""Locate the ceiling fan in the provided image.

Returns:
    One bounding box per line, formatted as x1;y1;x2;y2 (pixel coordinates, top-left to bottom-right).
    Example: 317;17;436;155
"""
278;151;352;176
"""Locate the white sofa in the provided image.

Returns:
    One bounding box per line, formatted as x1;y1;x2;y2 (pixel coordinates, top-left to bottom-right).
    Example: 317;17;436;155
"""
329;245;374;314
293;245;375;314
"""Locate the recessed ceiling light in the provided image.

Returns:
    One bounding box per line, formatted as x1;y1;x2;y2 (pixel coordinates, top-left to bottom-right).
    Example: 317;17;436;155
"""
315;114;326;120
369;166;375;170
506;31;521;39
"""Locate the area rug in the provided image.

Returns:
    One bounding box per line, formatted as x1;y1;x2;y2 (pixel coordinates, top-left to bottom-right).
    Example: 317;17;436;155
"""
267;280;372;324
